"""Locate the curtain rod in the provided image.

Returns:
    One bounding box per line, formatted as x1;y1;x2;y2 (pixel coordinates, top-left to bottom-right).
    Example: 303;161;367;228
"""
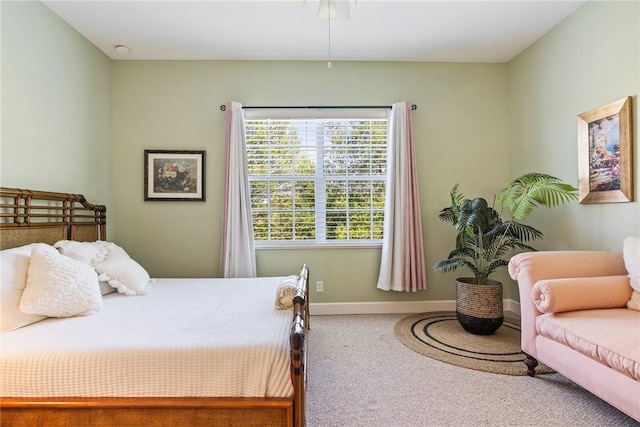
219;104;417;111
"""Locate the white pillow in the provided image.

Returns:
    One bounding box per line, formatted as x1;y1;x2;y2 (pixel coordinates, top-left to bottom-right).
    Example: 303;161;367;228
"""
95;244;151;296
20;246;102;317
54;240;115;295
0;243;48;332
275;275;298;310
53;240;111;264
623;236;640;311
55;240;151;296
96;281;116;296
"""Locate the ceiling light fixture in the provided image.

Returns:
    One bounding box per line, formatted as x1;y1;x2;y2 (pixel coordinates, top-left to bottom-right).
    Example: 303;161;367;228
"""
318;0;338;20
114;44;131;55
318;0;350;21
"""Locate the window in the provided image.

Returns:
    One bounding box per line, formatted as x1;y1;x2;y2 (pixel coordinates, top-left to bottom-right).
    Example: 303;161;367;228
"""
245;111;388;245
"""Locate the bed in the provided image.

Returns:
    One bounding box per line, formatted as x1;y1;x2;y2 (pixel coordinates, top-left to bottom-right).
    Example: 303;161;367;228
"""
0;187;308;427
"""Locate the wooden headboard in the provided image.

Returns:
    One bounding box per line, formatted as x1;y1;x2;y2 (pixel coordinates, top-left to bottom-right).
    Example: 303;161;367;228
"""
0;188;106;250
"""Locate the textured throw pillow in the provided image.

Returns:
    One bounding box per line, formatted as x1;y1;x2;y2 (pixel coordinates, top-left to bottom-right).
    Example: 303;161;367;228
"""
54;240;115;295
623;236;640;311
94;244;151;296
275;275;298;310
55;240;151;296
53;240;111;264
20;245;102;317
0;243;49;332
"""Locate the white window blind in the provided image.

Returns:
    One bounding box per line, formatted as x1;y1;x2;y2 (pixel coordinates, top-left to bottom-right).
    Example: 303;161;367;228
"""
245;113;388;245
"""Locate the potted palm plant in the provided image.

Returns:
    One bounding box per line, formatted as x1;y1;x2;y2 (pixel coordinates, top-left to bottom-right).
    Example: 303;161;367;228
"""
434;172;578;335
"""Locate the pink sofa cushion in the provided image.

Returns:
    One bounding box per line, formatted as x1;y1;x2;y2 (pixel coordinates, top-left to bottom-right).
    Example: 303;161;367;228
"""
536;309;640;381
532;276;632;313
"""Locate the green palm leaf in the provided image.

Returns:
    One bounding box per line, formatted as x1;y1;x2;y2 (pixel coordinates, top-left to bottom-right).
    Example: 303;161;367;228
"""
497;172;578;220
434;172;577;284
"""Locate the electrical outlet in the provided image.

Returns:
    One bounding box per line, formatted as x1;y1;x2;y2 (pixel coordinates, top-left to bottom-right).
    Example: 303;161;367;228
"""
316;281;324;292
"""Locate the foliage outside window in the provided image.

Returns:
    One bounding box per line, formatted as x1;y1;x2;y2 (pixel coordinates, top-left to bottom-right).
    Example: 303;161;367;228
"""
245;117;387;245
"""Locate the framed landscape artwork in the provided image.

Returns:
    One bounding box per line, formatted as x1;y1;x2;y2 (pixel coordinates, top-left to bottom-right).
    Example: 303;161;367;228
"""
144;150;205;201
577;96;633;204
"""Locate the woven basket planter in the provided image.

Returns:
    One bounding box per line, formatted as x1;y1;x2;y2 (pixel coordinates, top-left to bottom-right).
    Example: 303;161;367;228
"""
455;278;504;335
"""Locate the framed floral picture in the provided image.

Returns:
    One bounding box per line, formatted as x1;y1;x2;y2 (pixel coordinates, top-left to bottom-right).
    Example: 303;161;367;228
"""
144;150;205;201
577;96;633;204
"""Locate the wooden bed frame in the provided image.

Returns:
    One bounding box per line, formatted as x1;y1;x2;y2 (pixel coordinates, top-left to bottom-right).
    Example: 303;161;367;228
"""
0;187;308;427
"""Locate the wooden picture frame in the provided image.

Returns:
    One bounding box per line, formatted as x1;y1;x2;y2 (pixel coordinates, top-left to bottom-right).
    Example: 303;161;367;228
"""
144;150;205;201
578;96;633;204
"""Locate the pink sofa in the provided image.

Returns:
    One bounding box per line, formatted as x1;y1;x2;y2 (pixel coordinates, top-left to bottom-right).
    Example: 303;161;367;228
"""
509;251;640;422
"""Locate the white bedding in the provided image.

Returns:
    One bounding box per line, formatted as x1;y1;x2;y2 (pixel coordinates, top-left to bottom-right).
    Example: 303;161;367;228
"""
0;277;294;398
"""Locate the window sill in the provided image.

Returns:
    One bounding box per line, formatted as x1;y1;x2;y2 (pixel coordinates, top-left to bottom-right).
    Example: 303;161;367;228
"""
255;241;383;250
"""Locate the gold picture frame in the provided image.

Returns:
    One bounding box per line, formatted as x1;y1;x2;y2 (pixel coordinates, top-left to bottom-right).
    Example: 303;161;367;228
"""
578;96;633;204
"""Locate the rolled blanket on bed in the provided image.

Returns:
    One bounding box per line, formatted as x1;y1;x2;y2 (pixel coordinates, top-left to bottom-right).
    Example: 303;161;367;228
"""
275;275;298;310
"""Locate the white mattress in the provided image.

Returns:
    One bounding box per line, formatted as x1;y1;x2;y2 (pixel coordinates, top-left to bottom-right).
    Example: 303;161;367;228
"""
0;277;294;398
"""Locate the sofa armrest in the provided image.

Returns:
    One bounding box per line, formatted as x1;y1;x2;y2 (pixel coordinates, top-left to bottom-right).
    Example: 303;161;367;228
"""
532;276;631;313
508;251;626;357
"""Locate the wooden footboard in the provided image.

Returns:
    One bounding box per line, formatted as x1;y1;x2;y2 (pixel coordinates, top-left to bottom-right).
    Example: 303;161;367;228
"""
1;397;294;427
292;264;309;427
0;188;309;427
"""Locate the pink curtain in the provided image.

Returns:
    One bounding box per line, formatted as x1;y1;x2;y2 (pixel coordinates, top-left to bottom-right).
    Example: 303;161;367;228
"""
219;102;256;278
376;102;427;292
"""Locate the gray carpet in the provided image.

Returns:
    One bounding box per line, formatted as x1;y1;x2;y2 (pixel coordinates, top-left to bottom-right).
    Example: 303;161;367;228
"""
306;314;638;427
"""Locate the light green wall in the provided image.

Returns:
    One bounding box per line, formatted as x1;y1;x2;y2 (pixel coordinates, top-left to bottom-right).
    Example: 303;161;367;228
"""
6;0;637;305
507;0;640;298
111;61;510;302
0;1;112;219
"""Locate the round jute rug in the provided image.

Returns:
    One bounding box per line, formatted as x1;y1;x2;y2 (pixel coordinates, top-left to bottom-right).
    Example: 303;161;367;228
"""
394;312;554;376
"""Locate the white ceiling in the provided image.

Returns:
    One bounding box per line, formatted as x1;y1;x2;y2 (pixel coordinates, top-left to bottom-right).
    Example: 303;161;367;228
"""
42;0;588;63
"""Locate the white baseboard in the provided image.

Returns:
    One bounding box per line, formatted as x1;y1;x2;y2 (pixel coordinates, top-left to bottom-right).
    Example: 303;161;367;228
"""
505;299;521;316
310;299;521;316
